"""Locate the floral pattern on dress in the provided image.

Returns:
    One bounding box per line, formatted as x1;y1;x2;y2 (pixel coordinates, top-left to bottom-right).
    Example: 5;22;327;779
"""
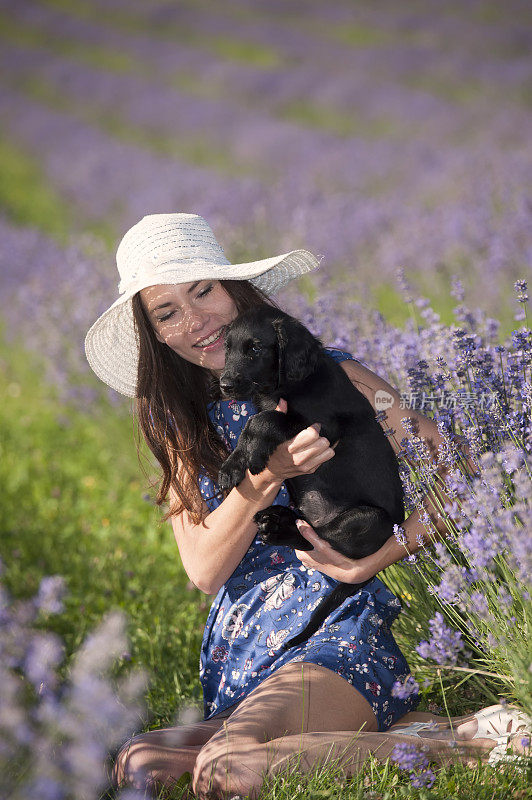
221;603;249;641
199;348;421;732
261;572;297;610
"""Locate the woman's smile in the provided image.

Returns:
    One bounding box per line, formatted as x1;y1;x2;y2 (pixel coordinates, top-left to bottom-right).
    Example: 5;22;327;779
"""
193;326;227;350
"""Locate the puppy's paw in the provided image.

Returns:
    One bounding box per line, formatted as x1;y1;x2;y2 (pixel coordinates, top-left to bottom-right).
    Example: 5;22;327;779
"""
218;453;247;490
254;506;310;549
247;449;270;476
254;507;284;539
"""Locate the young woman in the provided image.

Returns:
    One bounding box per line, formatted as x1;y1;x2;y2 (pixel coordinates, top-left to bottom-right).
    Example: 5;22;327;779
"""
85;214;531;798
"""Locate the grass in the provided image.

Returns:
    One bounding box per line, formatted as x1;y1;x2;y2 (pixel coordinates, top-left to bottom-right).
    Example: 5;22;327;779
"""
0;133;116;246
0;136;74;243
282;101;401;140
0;340;209;724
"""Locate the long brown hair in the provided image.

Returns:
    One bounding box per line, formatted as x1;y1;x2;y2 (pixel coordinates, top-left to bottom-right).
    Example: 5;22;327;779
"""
132;280;278;524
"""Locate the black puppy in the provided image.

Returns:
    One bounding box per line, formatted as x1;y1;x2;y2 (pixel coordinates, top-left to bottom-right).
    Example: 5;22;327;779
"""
218;306;405;650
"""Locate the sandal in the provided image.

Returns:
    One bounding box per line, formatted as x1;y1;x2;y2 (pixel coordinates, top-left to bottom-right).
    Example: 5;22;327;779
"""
469;704;532;740
468;704;532;766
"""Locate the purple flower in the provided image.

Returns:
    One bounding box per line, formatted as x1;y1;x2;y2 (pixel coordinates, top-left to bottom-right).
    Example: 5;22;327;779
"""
468;591;490;620
390;741;430;772
416;612;466;666
25;776;65;800
411;768;436;788
1;572;148;799
432;564;467;604
23;632;64;694
393;524;408;546
36;576;67;615
391;742;436;789
391;675;420;700
514;280;529;304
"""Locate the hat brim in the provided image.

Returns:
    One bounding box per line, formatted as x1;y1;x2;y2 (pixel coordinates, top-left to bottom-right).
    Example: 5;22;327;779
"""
85;249;320;397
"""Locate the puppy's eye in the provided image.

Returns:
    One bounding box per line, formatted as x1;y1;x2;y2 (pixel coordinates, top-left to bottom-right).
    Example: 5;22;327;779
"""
247;342;261;356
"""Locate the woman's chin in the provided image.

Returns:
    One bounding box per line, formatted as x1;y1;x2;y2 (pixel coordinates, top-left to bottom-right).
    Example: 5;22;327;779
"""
203;355;226;377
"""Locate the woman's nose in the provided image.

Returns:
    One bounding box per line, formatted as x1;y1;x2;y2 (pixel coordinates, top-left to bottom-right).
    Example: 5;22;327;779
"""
183;307;208;332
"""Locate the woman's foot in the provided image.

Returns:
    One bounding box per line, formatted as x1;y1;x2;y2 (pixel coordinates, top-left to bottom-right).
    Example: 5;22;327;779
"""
415;705;532;762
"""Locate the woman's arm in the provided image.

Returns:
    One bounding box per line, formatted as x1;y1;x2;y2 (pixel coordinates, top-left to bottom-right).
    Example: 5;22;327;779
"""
170;471;282;594
171;403;335;595
293;360;479;582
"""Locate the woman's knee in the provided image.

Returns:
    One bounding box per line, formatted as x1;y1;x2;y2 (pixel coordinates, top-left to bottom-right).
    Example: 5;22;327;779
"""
192;732;261;799
192;737;229;798
111;733;150;790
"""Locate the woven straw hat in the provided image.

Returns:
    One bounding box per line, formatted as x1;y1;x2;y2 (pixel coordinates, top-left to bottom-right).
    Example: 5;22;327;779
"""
84;213;320;397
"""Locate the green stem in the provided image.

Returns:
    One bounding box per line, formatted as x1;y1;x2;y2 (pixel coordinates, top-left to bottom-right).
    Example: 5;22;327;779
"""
437;668;455;735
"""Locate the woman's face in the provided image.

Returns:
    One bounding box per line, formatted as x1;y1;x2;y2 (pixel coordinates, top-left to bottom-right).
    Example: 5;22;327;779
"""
139;280;238;376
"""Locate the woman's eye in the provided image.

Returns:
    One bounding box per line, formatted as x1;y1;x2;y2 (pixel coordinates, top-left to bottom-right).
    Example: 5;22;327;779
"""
157;284;212;322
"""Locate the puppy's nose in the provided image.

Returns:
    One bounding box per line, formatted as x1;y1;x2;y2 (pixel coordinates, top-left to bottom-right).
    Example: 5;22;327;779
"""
220;375;240;394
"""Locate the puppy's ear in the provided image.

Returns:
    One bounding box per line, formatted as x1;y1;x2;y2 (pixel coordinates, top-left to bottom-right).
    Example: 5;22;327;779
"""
271;317;288;389
272;316;320;385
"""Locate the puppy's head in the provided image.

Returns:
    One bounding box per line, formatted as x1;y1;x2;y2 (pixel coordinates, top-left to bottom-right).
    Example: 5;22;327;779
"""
220;307;322;399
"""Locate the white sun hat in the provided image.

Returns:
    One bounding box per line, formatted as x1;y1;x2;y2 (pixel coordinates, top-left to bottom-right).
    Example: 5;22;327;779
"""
84;213;320;397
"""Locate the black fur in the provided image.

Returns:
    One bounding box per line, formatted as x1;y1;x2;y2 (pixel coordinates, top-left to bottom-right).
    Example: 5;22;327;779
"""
218;306;405;650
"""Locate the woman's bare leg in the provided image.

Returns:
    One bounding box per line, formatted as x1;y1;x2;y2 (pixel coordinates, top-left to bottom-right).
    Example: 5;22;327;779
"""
114;667;528;798
192;663;489;799
111;717;226;794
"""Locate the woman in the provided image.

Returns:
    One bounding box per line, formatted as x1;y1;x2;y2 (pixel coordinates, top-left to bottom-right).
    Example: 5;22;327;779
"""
85;213;531;798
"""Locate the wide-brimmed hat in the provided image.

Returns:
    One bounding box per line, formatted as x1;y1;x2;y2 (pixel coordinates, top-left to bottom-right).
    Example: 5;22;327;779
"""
84;213;320;397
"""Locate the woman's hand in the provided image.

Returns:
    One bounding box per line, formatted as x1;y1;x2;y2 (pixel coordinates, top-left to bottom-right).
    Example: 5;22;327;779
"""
294;519;378;584
259;398;336;483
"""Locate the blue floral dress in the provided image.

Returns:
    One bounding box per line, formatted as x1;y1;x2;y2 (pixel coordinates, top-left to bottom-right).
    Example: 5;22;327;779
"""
198;348;420;732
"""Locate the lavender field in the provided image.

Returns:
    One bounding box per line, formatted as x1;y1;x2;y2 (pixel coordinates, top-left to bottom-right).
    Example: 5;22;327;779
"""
1;1;532;798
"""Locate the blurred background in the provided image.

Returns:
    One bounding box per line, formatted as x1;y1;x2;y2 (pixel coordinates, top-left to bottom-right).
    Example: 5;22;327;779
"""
1;0;531;394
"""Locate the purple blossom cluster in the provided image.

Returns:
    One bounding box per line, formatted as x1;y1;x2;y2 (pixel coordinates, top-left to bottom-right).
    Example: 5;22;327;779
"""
415;611;470;666
391;675;420;700
282;275;532;706
390;741;436;789
0;559;147;800
2;208;531;698
0;217;118;404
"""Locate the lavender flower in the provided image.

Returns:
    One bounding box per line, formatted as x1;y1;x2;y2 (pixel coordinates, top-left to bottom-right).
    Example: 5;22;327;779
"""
0;567;148;800
23;631;64;695
514;280;529;304
393;524;408;546
391;675;420;700
415;612;466;666
390;741;435;788
36;576;68;615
